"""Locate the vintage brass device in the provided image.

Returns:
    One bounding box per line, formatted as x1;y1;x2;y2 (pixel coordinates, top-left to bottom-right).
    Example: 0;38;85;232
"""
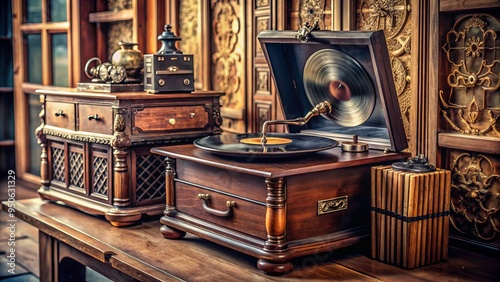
77;41;144;93
144;25;195;93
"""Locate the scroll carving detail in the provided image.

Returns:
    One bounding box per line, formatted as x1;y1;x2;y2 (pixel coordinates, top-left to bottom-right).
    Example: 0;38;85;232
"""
440;14;500;137
450;152;500;241
357;0;412;140
299;0;326;29
211;0;242;108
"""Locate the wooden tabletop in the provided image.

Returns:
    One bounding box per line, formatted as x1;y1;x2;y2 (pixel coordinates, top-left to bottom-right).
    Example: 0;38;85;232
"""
3;198;500;281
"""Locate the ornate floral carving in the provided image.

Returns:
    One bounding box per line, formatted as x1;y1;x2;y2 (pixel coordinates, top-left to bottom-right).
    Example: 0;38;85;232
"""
358;0;410;39
111;108;130;149
299;0;326;30
357;0;411;141
450;152;500;241
43;129;111;145
211;0;242;108
440;14;500;137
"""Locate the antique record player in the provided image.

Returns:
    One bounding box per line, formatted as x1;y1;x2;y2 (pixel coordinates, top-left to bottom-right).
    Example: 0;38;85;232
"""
151;27;410;275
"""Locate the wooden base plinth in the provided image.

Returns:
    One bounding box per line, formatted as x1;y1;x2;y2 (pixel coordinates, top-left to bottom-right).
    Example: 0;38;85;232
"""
38;187;164;226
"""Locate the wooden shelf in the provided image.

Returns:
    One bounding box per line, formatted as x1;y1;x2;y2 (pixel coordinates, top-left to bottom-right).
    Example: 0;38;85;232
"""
0;140;14;147
89;9;134;23
438;132;500;154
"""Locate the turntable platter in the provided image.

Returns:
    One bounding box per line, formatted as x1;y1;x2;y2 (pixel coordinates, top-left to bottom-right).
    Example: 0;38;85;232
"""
194;133;338;158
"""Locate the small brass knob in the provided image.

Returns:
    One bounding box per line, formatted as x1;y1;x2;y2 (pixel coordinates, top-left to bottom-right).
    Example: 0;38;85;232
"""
169;118;176;125
158;79;165;86
183;78;190;85
189;113;195;119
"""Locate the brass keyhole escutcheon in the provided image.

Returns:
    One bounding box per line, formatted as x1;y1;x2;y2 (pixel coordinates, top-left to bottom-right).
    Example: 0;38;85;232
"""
189;113;195;119
169;118;176;125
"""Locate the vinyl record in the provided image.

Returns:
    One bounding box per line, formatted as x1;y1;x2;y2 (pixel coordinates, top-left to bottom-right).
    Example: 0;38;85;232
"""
194;133;338;158
303;49;376;127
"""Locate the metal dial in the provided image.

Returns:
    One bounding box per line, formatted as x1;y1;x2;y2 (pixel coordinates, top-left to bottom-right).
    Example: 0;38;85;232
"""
97;62;112;81
108;64;127;83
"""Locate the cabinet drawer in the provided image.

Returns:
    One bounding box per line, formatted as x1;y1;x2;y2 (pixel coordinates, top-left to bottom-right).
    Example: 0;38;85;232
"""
79;104;113;134
132;105;209;134
46;102;76;130
175;182;267;239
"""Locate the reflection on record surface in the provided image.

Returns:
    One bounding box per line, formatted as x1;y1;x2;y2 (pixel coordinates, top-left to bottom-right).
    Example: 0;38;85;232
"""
194;133;338;158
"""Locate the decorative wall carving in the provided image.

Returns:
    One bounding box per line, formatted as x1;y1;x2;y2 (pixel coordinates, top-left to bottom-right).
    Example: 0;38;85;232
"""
299;0;326;29
211;0;245;133
439;14;500;137
179;0;201;89
449;151;500;241
357;0;412;140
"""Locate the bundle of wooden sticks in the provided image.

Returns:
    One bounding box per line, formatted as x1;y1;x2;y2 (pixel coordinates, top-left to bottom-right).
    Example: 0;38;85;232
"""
370;165;451;268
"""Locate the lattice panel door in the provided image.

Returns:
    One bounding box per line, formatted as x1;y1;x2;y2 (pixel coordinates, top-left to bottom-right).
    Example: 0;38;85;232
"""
135;152;166;205
90;146;110;202
50;141;65;183
68;144;85;192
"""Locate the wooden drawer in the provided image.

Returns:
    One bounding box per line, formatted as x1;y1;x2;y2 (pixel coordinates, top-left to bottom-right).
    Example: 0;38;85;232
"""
132;104;209;134
175;182;267;239
78;104;113;134
46;102;76;130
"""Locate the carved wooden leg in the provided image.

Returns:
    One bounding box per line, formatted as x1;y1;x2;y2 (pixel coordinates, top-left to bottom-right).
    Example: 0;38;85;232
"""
160;157;186;239
107;108;140;226
36;99;50;192
257;177;293;275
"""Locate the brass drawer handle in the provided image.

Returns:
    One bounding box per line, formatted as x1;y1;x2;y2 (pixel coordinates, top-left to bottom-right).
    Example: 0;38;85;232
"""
88;114;101;121
197;193;236;218
54;110;65;117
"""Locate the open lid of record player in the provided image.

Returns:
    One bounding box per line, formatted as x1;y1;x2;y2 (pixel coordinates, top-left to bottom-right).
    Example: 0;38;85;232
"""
257;28;408;152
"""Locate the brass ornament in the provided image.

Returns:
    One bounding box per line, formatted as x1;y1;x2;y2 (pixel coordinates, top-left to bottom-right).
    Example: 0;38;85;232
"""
303;49;376;127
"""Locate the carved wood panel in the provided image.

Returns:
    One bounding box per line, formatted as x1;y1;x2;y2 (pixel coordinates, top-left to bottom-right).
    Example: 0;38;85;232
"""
356;0;412;143
211;0;246;133
439;14;500;137
439;12;500;247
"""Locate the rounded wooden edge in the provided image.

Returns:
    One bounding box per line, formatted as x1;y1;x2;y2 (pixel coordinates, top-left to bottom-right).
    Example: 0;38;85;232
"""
257;259;293;275
160;224;186;239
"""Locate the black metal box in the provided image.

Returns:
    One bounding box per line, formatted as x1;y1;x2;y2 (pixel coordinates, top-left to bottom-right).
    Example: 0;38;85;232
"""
143;54;195;93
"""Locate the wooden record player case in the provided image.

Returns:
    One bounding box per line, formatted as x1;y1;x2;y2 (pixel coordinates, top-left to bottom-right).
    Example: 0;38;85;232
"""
153;30;410;274
35;88;223;226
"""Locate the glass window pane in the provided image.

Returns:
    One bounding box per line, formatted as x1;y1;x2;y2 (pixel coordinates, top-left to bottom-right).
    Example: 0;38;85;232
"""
49;0;67;22
52;33;68;86
26;0;42;23
28;94;42;176
26;34;42;84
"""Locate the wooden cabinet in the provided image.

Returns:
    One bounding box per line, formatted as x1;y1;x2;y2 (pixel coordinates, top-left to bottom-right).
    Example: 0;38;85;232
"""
152;144;409;275
36;88;223;226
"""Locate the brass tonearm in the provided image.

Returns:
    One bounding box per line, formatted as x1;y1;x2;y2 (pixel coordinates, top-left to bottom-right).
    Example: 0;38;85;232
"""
261;101;332;145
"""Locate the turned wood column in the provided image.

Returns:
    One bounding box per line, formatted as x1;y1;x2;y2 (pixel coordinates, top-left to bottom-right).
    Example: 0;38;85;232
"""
164;157;176;216
263;177;287;251
36;96;49;190
110;108;131;207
